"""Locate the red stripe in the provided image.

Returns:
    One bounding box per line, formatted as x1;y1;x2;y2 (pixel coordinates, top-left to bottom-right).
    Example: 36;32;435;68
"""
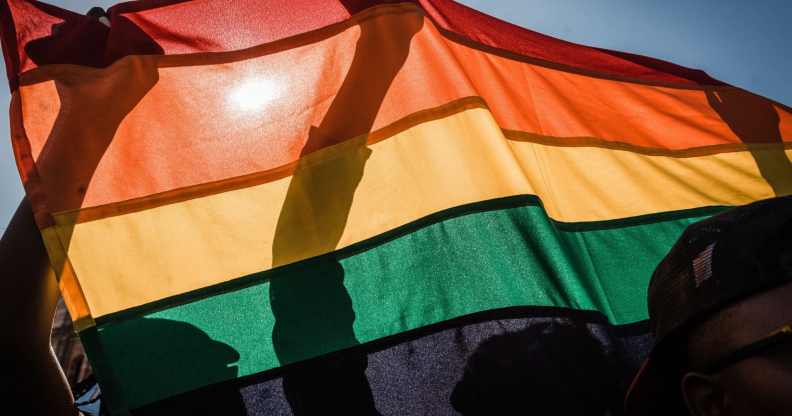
417;0;721;85
2;0;722;87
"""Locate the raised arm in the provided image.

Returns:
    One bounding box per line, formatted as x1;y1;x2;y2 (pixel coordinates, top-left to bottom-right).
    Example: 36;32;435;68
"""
0;198;78;415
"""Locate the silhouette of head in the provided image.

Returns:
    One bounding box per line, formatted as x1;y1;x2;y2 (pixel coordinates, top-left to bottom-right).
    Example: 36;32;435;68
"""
107;318;245;415
451;321;620;415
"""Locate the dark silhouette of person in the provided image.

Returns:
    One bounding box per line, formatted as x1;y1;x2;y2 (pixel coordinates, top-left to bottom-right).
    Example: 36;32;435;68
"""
706;89;791;196
451;322;623;415
268;6;423;415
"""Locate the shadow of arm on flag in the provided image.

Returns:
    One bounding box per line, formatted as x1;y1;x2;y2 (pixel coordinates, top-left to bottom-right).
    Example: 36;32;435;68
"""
268;4;423;415
706;89;792;197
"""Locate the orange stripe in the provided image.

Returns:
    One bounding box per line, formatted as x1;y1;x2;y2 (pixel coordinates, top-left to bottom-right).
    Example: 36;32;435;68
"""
16;6;792;215
53;98;792;226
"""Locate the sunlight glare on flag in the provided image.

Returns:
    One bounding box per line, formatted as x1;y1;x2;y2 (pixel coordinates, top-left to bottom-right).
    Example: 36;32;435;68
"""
228;77;281;112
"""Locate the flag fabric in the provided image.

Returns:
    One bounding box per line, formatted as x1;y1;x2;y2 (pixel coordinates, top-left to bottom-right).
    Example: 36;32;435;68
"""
2;0;791;414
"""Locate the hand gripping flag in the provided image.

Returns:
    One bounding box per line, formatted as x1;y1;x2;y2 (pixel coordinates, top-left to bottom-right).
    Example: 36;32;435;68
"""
1;0;790;414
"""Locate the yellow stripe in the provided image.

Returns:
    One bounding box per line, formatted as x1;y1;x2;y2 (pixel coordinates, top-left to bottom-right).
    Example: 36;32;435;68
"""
50;107;790;318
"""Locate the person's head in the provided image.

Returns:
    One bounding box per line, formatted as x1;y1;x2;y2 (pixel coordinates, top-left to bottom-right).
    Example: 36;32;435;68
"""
625;196;792;416
681;281;792;415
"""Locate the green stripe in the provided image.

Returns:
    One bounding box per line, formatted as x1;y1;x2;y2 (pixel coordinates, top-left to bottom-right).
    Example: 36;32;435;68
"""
84;197;719;409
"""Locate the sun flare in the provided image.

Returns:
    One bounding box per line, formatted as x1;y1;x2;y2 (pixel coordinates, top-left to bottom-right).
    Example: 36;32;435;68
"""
228;78;281;112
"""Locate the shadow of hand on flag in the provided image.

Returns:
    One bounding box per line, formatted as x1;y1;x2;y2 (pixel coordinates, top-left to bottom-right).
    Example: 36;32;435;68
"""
268;4;423;415
706;89;792;196
22;5;163;268
24;7;164;68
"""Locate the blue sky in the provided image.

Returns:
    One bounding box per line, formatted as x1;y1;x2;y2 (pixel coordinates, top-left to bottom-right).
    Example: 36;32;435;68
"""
1;0;790;229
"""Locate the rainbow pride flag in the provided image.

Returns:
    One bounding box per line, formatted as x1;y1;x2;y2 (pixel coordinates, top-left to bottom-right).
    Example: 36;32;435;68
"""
2;0;790;413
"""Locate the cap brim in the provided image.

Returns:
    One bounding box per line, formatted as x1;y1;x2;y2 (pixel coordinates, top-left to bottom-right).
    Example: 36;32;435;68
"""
624;354;685;415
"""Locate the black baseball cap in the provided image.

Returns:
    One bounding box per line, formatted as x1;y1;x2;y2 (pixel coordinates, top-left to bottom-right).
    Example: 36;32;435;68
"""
624;195;792;415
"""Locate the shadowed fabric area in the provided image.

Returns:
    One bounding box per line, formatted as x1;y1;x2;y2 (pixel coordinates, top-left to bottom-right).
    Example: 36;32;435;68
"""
135;309;649;415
